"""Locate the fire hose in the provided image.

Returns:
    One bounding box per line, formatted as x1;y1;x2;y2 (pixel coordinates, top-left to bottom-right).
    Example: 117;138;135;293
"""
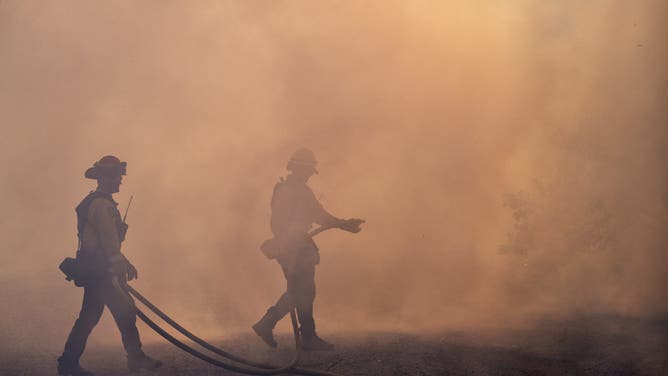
110;222;363;375
112;279;342;376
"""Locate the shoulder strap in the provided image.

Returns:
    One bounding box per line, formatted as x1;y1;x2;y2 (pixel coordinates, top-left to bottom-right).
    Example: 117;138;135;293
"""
270;177;286;207
75;191;114;249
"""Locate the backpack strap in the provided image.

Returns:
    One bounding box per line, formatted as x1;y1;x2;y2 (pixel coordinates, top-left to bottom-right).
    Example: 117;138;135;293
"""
75;191;114;250
270;177;286;207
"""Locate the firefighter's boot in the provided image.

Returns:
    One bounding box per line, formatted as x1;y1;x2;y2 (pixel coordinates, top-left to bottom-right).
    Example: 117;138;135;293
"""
301;331;335;351
57;357;94;376
252;308;280;348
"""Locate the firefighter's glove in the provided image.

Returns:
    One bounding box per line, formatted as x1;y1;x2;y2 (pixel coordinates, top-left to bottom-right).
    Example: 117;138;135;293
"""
108;259;138;281
108;260;128;276
126;260;138;281
339;218;365;233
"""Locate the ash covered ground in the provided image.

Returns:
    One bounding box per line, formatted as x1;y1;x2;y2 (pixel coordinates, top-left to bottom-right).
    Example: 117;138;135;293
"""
2;315;666;376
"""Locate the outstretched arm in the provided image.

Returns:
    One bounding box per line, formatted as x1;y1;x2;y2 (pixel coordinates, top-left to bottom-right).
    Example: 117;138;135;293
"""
313;199;365;233
314;204;341;228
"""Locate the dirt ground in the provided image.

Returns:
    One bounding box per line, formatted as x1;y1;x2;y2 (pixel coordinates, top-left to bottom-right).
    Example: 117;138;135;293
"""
2;315;666;376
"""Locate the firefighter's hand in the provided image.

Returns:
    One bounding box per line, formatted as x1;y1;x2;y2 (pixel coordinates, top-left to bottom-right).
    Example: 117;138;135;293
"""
339;218;365;233
126;261;138;281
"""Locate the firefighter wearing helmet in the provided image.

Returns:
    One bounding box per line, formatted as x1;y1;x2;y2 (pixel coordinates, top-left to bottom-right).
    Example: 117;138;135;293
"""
253;148;365;351
58;156;161;376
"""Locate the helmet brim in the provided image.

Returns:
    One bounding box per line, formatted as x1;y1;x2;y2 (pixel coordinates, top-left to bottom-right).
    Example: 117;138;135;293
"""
287;161;318;174
84;167;98;179
84;161;127;179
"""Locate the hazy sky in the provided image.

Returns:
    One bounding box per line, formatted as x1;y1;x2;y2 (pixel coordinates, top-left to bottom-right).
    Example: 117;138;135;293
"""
1;1;666;349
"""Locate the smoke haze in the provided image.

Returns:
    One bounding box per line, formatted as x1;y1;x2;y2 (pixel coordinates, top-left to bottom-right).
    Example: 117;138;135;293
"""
1;0;666;350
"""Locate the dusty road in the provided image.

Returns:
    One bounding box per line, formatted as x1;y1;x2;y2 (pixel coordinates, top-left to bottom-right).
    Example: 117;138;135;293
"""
2;316;666;376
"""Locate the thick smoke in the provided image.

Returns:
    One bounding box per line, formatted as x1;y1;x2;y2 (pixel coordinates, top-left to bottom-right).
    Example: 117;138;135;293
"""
1;1;666;351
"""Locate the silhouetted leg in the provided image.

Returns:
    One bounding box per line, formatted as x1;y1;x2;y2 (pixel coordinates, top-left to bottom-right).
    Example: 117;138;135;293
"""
294;265;316;336
253;266;294;348
295;265;332;350
270;260;304;321
102;280;142;357
61;283;105;364
271;292;292;320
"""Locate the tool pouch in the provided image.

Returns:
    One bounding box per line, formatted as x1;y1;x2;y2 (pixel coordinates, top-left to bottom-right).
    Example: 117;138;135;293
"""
59;257;81;285
59;252;106;287
260;238;280;260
